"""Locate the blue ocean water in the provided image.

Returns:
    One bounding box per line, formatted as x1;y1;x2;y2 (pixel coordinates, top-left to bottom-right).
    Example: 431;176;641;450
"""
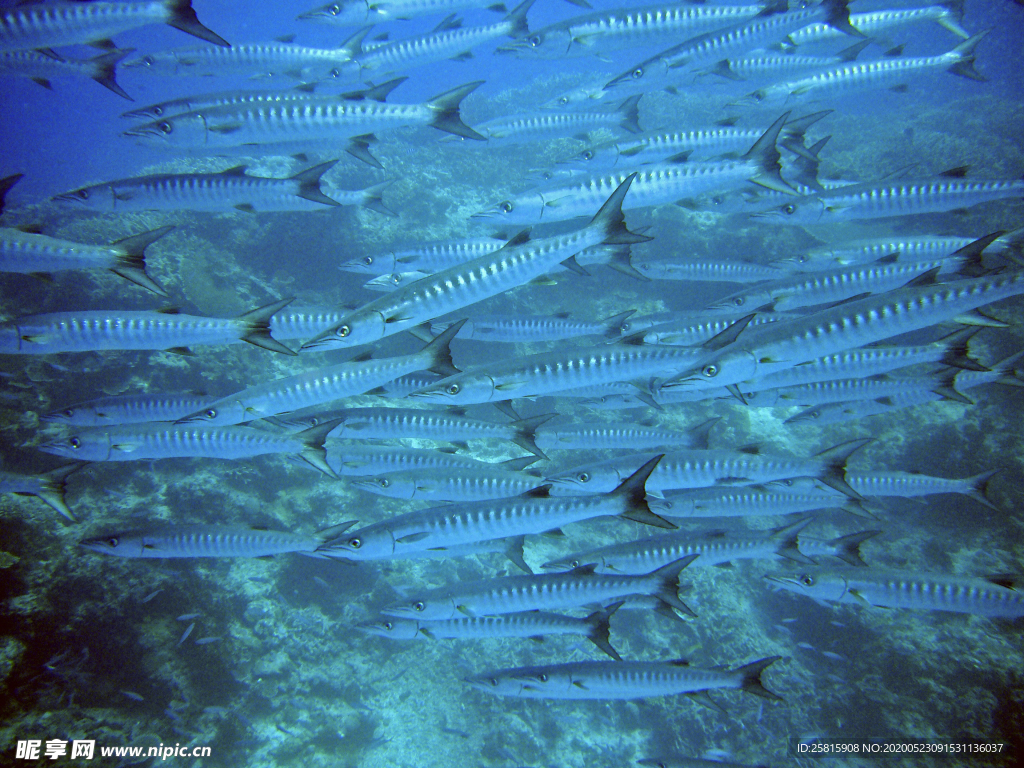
1;0;1023;766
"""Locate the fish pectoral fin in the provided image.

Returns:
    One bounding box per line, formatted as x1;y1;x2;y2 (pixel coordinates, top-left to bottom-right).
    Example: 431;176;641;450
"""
847;588;874;608
209;123;244;134
384;310;416;324
494;380;528;392
395;532;431;544
572;681;589;690
111;442;141;453
455;604;476;617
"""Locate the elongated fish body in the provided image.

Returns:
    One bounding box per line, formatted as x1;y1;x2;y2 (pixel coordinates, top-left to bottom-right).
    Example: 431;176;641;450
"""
0;48;134;100
703;47;867;83
0;225;170;296
606;0;856;93
355;1;533;79
326;444;497;477
706;258;965;315
0;465;77;520
787;6;971;47
123;42;358;81
754;176;1024;225
742;31;988;107
341;236;505;275
535;419;715;452
409;341;704;405
542;519;814;575
652;486;852;519
430;310;632;343
303;175;648;351
382;556;696;620
42;392;215;426
124;81;486;150
636;258;786;284
767;568;1024;618
468;97;642;146
642;313;798;347
178;322;463;425
544;441;868;497
269;307;348;339
776;234;1012;271
474;115;791;225
353;465;545;502
774;469;998;507
665;270;1024;392
54;161;350;213
465;657;782;700
79;523;355;559
746;373;952;408
0;298;295;355
500;3;765;59
298;0;510;27
0;0;229;52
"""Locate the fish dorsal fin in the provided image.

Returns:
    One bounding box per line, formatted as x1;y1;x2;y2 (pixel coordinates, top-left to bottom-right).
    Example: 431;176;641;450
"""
940;165;969;178
702;314;756;350
503;229;531;248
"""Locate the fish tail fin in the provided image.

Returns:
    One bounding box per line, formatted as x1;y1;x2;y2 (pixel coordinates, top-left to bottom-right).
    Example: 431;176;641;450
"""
813;438;871;499
346;135;384;170
236;297;296;355
295;417;345;477
612;455;676;529
291;159;342;207
585;601;623;660
771;517;816;564
935;327;987;372
503;535;531;572
744;112;794;193
821;0;864;38
937;0;969;38
428;81;486;140
736;656;783;701
588;172;651;245
505;0;535;37
359;180;397;217
0;173;24;215
419;318;465;377
600;309;636;339
164;0;230;46
966;468;1001;511
827;529;880;567
650;554;699;617
89;48;134;100
511;413;555;461
685;417;720;450
948;30;989;81
35;464;80;521
786;136;830;193
109;225;173;297
616;94;642;134
779;109;832;149
604;243;650;281
949;230;1006;277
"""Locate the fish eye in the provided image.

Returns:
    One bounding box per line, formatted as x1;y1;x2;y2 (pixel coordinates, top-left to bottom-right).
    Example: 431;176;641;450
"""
570;559;580;568
76;190;90;200
783;204;796;215
376;478;389;488
152;106;163;116
107;537;119;547
336;325;351;338
558;96;568;106
204;408;217;418
631;66;644;80
329;67;340;78
390;274;401;285
158;121;172;135
382;621;393;630
446;383;460;395
329;4;341;14
362;256;374;265
800;574;815;586
576;472;590;483
732;298;745;306
528;34;541;47
701;364;718;378
711;195;724;205
69;437;81;449
307;416;320;426
413;601;425;612
489;678;499;686
499;201;514;213
537;673;548;682
752;91;765;102
582;150;593;161
62;409;74;417
348;537;361;549
620;321;631;331
142;56;155;66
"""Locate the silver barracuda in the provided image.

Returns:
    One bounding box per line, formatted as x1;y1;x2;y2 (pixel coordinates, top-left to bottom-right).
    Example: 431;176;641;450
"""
122;80;486;158
407;336;704;405
699;41;872;83
543;440;869;499
560;111;831;171
472;114;792;225
465;656;782;700
122;41;361;81
42;392;216;426
769;469;1000;510
499;2;766;59
302;174;649;351
340;235;506;275
786;4;970;46
737;31;988;108
767;568;1024;618
605;0;860;94
635;258;787;284
739;373;957;409
353;0;534;79
0;464;78;521
358;603;623;659
383;555;698;620
268;306;349;340
638;312;796;347
80;522;356;559
651;486;860;519
351;463;546;502
325;456;672;561
297;0;523;28
464;95;642;146
0;225;171;296
430;310;634;343
325;444;502;478
39;420;342;476
0;0;229;52
0;48;134;100
52;160;386;214
177;321;464;425
0;173;21;215
661;268;1024;393
535;417;717;453
0;298;296;356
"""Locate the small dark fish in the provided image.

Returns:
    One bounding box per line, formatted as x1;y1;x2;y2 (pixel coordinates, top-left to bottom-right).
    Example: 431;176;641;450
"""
194;636;220;645
140;590;162;604
176;622;195;646
177;613;201;621
120;689;145;702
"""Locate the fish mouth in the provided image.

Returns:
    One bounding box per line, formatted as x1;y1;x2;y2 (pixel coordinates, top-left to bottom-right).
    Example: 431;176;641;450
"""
122;126;161;138
51;193;85;204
